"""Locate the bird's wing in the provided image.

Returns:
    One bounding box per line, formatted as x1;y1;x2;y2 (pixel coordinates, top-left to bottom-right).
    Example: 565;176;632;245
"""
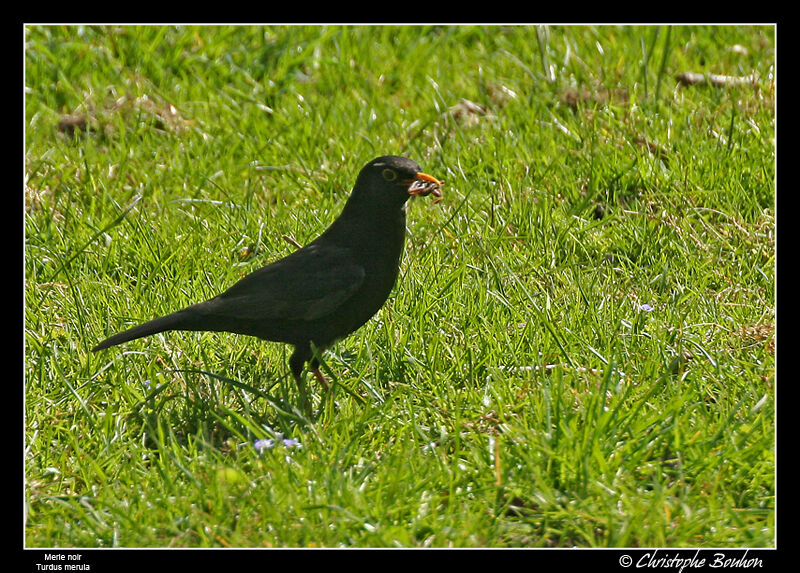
200;244;365;322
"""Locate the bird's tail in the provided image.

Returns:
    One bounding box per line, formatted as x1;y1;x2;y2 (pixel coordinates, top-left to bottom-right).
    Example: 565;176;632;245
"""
92;310;195;352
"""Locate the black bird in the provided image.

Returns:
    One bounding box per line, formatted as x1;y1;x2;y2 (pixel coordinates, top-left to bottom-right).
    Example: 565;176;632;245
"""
92;156;443;392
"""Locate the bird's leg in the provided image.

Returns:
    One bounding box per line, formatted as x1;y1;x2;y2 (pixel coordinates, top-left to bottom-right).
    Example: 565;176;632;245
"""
308;343;331;393
291;370;312;414
289;347;314;413
311;366;330;393
290;343;330;407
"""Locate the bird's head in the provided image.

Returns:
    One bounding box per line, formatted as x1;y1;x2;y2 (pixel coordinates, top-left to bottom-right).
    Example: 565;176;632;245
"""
349;156;443;210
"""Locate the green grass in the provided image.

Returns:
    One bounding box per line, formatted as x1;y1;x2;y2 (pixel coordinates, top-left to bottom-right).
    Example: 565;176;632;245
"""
25;25;774;548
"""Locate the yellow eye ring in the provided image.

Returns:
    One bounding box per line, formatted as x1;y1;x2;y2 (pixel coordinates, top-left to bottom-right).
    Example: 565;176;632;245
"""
381;168;398;182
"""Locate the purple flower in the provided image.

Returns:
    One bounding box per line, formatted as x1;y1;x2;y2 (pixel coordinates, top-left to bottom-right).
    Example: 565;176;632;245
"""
282;438;302;449
254;438;275;451
639;303;654;312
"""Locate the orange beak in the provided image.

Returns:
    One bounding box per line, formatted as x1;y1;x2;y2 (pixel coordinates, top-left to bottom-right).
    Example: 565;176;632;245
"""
415;172;441;185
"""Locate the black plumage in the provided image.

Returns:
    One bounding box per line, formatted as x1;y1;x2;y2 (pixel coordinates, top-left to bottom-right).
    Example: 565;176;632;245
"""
92;156;443;391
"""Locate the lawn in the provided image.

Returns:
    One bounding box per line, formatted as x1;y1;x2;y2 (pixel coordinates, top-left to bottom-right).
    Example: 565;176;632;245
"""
24;25;774;548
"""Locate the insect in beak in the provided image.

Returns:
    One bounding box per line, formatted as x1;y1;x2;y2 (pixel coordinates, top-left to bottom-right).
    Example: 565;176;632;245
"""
407;172;444;203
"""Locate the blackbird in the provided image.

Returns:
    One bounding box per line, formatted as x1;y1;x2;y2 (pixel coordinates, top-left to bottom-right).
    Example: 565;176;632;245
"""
92;155;443;392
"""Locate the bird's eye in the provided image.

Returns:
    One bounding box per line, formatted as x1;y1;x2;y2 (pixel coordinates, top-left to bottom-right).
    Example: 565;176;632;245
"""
381;168;398;181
